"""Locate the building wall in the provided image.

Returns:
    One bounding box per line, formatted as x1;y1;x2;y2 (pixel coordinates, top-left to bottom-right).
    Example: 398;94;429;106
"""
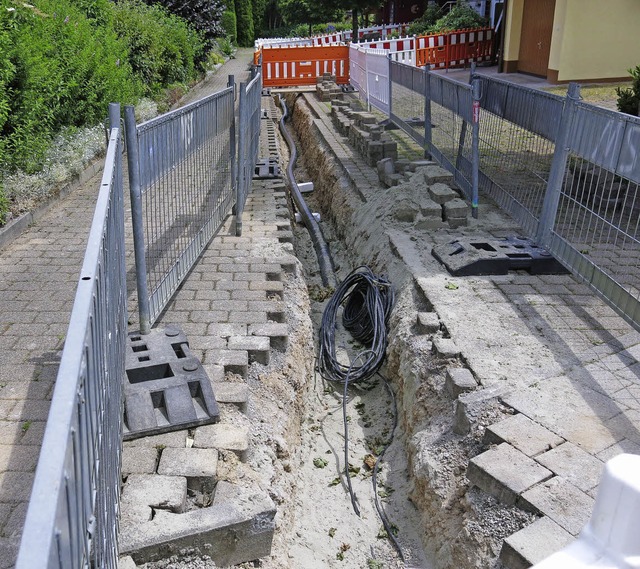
503;0;640;82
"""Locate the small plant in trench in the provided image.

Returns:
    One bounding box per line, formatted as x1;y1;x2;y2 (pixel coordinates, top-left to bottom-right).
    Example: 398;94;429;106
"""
367;559;384;569
336;542;350;561
313;457;328;468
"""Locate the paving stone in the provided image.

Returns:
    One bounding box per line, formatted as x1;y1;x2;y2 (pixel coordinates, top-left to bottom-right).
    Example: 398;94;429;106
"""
444;198;468;220
428;183;458;205
124;431;187;448
432;337;460;358
535;442;604;492
157;447;218;479
499;516;573;569
417;311;439;334
596;438;640;462
118;556;137;569
518;476;595;536
445;367;477;399
502;376;623;454
467;443;553;505
122;446;158;475
120;474;188;524
484;413;564;457
213;382;249;411
454;385;511;435
205;349;248;376
228;335;270;365
248;323;289;351
193;424;249;459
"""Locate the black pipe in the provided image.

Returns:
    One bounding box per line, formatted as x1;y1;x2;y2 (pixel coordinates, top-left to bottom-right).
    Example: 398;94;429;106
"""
278;97;336;289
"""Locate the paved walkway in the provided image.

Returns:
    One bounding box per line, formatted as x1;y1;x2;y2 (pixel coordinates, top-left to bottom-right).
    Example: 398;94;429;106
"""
0;49;255;569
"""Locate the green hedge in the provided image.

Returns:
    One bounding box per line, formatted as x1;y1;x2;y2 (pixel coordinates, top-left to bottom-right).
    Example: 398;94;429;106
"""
0;0;208;224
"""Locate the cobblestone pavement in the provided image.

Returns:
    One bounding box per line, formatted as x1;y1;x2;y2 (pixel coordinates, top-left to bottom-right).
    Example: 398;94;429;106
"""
0;50;254;569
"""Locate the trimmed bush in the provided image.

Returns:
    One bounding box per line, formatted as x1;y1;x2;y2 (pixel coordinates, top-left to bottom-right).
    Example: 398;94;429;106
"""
221;5;237;43
235;0;254;46
616;66;640;116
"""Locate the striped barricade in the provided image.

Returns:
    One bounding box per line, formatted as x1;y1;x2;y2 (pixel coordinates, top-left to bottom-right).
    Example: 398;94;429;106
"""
261;45;350;87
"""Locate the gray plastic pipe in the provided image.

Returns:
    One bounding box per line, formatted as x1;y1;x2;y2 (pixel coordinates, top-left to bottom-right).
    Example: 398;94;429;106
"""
278;98;336;288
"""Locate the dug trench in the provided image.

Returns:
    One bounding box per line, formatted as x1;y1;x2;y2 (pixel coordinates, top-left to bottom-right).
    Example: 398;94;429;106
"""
138;90;538;569
254;91;536;569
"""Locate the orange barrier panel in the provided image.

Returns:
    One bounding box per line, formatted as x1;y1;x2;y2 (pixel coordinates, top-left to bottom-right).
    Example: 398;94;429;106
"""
261;45;350;87
253;48;262;66
416;27;494;69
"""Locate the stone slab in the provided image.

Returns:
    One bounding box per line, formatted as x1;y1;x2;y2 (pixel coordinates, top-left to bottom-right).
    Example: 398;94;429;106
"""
432;337;460;359
417;311;440;334
467;443;553;505
193;424;249;457
122;446;159;475
157;447;218;479
484;413;565;457
213;382;249;409
120;475;188;524
500;516;573;569
535;442;604;492
428;183;458;205
518;476;595;536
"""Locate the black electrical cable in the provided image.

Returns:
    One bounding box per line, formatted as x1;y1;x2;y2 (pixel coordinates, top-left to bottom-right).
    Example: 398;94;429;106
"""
318;266;394;385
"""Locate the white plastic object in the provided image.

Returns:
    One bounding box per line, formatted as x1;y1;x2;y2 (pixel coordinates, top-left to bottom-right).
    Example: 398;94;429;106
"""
294;212;320;223
533;453;640;569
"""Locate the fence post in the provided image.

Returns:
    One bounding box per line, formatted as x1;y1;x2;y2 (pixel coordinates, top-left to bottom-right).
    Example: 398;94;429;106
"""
536;82;581;247
108;102;120;132
124;106;151;335
471;77;481;219
228;75;237;216
388;55;393;122
236;82;247;237
423;63;432;159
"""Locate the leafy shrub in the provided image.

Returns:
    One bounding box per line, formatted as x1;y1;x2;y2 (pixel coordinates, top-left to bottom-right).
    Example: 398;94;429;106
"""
409;2;488;36
112;0;204;98
221;7;237;43
154;0;225;49
1;0;141;173
616;66;640;116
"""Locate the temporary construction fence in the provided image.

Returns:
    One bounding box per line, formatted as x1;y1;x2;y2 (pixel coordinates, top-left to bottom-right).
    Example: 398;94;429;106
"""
255;27;494;89
261;45;349;87
255;22;410;49
350;45;391;115
236;69;263;236
384;55;640;329
124;81;237;332
415;28;494;69
16;106;127;569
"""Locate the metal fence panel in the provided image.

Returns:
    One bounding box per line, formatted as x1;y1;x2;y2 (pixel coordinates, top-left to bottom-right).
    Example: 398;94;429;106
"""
366;50;390;115
16;127;126;569
127;87;235;328
236;70;262;236
390;60;426;145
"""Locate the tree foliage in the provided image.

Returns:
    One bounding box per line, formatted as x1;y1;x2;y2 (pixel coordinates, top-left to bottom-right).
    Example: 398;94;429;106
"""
235;0;254;46
616;66;640;116
151;0;225;48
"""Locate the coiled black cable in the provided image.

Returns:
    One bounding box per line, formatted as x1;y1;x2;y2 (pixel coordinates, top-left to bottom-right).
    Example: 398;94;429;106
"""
318;266;394;385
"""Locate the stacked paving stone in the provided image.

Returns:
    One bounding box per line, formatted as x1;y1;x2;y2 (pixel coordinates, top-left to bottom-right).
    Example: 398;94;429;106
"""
330;98;398;166
316;73;342;101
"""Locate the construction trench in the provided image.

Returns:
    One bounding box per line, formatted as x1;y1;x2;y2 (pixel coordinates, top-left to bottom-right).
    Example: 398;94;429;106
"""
128;80;622;569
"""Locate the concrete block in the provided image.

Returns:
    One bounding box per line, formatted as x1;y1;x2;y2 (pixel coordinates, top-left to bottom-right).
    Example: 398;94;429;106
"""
383;173;404;187
208;349;248;377
445;367;477;399
447;217;468;228
377;157;395;179
484;413;564;457
454;385;511;435
428;183;458;205
194;424;249;459
414;216;447;231
157;447;218;479
120;475;188;524
432;337;460;358
535;442;604;492
394;158;412;174
228;335;271;365
417;311;439;334
499;517;573;569
419;196;442;219
213;382;249;410
444;198;468;220
518;476;594;535
407;159;437;172
423;165;454;184
122;446;158;475
467;443;553;506
119;481;275;567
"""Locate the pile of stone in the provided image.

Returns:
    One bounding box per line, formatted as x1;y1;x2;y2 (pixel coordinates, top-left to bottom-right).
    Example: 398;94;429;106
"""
315;73;342;101
376;157;469;229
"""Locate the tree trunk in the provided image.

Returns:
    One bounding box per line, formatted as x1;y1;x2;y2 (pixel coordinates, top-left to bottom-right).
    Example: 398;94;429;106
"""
351;8;358;42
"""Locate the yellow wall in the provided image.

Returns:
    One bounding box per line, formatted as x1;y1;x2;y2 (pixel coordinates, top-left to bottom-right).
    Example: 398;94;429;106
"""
503;0;524;62
504;0;640;82
555;0;640;81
